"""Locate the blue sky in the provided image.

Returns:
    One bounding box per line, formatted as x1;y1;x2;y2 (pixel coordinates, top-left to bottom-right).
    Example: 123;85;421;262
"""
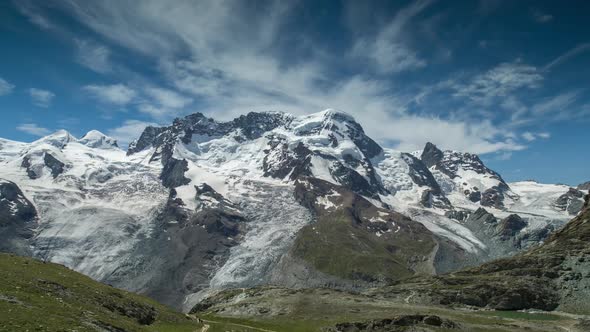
0;0;588;185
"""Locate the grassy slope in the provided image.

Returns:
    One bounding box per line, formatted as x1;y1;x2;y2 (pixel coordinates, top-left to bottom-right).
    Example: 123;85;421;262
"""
291;178;436;283
0;253;202;332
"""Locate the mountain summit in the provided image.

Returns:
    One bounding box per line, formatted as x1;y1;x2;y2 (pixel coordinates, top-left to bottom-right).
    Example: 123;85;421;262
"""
0;109;586;310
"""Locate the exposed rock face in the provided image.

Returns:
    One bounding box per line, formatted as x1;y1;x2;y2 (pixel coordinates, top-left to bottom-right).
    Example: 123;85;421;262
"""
0;179;37;255
420;142;444;168
106;186;246;309
497;214;527;239
263;140;312;180
444;210;470;222
43;153;66;178
127;126;166;156
419;142;514;209
127;112;292;165
20;156;39;179
159;158;190;188
21;152;67;179
465;207;497;226
480;184;509;209
555;187;586;215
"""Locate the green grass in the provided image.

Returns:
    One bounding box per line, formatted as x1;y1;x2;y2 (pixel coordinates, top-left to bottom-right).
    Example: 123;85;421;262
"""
291;210;434;282
0;253;202;331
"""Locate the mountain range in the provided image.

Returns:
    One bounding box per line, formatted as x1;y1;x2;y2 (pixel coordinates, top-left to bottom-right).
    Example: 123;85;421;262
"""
0;109;587;312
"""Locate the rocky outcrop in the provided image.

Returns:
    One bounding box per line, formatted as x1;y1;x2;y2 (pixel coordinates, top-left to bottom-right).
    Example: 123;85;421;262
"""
263;140;312;180
444;210;470;222
497;214;527;239
420;142;444;168
555;187;585;215
325;315;459;331
159;158;190;188
43;153;65;178
0;179;37;255
480;184;509;209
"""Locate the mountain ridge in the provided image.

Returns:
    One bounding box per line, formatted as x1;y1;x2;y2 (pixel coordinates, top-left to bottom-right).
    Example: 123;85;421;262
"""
0;109;587;311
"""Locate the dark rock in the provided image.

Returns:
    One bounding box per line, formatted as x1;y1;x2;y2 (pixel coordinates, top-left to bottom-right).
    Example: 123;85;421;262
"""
555;188;586;215
420;142;444;168
160;158;190;188
578;181;590;191
127;126;167;156
43;153;65;178
401;153;441;190
0;179;38;255
468;190;481;202
497;214;527;239
20;157;39;179
444;210;470;222
481;186;506;209
263;140;312;180
420;189;452;209
326;315;459;331
465;207;497;225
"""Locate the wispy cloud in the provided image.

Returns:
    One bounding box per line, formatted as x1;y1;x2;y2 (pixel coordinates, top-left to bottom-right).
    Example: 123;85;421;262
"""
0;77;15;96
75;39;112;73
16;123;51;136
531;91;579;116
28;88;55;107
544;43;590;71
452;61;543;105
350;0;431;73
26;0;568;155
83;84;136;105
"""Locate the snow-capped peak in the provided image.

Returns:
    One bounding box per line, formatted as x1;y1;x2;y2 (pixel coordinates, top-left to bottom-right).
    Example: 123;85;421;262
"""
79;130;119;149
33;130;77;149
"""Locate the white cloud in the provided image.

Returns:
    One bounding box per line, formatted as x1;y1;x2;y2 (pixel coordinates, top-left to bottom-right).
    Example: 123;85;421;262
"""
42;0;536;155
453;61;543;105
16;123;51;136
28;88;55;107
144;87;192;109
532;91;579;116
83;84;136;105
0;78;15;96
137;104;168;118
350;0;431;73
522;131;552;142
107;119;158;147
522;132;536;142
75;39;111;73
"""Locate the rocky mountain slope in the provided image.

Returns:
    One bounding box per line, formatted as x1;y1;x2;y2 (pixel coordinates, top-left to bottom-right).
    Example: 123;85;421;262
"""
0;109;586;311
190;195;590;331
